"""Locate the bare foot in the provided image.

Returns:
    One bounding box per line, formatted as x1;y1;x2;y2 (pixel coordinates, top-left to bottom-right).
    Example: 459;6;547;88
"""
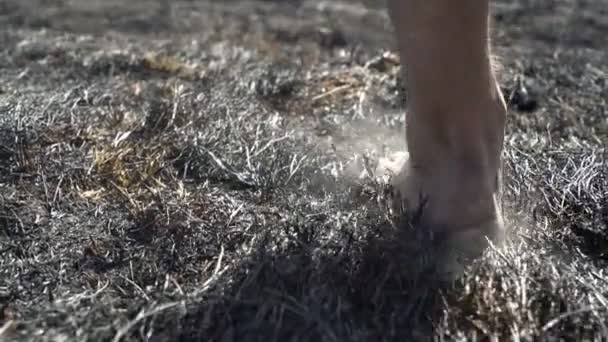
388;156;505;280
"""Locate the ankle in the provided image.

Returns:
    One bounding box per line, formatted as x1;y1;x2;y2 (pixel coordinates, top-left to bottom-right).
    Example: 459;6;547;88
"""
406;88;506;176
403;95;506;229
411;161;500;231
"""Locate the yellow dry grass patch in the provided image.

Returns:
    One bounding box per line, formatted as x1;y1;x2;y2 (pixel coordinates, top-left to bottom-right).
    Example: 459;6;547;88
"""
142;53;200;78
87;139;174;211
311;71;365;104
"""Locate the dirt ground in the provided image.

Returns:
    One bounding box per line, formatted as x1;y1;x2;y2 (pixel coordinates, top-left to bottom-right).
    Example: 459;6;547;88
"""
0;0;607;341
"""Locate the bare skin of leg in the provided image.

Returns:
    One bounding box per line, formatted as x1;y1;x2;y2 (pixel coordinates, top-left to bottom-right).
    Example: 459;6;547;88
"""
386;0;507;278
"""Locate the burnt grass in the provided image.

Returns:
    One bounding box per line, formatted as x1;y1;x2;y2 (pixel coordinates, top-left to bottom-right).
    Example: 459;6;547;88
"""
0;0;607;341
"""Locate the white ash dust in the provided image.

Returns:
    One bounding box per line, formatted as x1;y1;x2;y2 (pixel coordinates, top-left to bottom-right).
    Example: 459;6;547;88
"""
314;118;409;184
310;115;526;233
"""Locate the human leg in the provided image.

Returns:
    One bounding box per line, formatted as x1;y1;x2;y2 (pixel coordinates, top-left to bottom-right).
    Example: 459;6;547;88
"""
387;0;507;279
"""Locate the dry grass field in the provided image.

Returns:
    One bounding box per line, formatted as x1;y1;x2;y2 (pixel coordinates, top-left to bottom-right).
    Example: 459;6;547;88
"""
0;0;607;340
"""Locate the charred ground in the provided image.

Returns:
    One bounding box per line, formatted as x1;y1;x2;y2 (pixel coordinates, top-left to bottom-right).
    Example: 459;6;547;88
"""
0;0;607;341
